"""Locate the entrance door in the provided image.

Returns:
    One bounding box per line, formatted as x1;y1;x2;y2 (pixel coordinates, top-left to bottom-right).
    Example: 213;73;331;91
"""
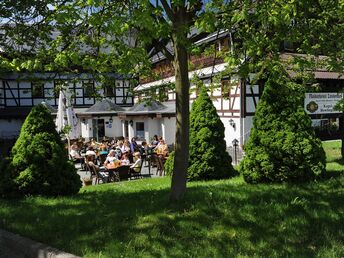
136;122;145;139
93;119;105;142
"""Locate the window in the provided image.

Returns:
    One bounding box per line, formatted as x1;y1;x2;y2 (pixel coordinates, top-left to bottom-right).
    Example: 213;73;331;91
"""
32;82;44;98
104;83;115;97
135;122;145;138
83;81;94;98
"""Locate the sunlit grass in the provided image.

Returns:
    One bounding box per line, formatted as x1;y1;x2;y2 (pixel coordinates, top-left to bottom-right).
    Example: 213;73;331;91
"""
0;141;343;257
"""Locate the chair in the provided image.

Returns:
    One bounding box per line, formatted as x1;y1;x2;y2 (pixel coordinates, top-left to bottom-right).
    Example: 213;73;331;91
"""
129;162;143;180
115;165;130;181
88;162;108;184
154;155;165;176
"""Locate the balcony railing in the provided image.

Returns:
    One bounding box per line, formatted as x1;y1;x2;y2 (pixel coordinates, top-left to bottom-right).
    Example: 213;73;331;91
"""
140;55;224;84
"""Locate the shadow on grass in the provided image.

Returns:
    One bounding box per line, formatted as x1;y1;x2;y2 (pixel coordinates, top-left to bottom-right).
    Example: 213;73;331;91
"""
323;169;344;180
0;177;343;257
333;158;344;166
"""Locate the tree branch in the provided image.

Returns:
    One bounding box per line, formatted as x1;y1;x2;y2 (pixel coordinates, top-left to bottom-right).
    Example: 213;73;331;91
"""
160;0;175;22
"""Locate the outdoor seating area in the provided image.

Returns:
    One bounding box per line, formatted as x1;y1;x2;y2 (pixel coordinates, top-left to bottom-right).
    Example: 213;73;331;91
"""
70;135;171;185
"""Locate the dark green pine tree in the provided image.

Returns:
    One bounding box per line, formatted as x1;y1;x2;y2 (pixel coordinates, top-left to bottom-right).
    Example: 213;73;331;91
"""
188;86;236;180
0;104;81;197
240;72;326;183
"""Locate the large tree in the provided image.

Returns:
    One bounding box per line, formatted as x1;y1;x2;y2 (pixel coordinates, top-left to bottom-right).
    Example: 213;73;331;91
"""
0;0;209;200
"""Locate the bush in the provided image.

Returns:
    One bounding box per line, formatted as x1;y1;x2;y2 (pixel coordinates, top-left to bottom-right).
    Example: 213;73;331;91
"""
0;104;81;197
188;86;236;180
240;72;326;183
164;151;174;176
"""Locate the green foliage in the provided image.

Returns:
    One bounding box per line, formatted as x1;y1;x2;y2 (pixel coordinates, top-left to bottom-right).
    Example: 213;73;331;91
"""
240;72;326;183
164;151;174;176
188;87;236;180
0;159;343;257
0;104;81;197
334;99;344;112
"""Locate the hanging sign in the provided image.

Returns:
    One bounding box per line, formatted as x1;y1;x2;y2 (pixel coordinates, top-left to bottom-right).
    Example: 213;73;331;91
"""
304;93;343;114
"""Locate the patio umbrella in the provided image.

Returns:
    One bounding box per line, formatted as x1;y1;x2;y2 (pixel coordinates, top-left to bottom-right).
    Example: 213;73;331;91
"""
55;90;66;132
55;87;79;139
65;89;79;140
55;87;79;158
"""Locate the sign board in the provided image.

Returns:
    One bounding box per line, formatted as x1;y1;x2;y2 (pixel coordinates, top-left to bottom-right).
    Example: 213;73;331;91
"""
304;93;343;114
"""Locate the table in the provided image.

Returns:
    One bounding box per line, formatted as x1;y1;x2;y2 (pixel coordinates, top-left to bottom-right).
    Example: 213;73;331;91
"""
106;164;131;181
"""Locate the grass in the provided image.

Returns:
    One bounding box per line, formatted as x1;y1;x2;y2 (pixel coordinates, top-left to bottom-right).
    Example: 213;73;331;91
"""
0;141;343;257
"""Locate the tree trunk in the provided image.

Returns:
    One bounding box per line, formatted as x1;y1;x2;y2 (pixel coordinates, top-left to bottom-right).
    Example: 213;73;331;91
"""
340;114;344;159
170;17;190;201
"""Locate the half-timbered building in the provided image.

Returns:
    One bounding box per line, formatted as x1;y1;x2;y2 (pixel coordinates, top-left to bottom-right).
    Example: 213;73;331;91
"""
0;72;134;139
134;31;344;149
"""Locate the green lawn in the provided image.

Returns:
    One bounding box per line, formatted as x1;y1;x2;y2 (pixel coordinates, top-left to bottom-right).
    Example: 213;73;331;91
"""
0;141;343;257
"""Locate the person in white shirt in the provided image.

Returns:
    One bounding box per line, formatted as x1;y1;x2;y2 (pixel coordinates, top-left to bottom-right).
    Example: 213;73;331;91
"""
86;146;97;157
121;153;130;165
121;141;131;154
104;150;118;166
70;143;82;159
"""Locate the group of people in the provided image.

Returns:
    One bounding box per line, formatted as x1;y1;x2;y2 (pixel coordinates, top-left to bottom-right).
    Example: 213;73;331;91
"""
69;135;170;183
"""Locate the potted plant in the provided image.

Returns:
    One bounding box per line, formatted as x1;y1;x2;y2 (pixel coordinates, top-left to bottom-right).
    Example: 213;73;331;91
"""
83;177;93;186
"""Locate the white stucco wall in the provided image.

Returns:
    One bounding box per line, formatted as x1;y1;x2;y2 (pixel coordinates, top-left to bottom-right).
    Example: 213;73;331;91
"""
104;117;122;138
162;117;176;145
81;118;93;140
221;117;242;148
145;119;161;142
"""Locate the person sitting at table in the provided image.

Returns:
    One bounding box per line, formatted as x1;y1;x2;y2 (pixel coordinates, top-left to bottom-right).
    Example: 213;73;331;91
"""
88;160;109;183
99;143;108;155
130;137;139;153
114;140;123;159
86;146;97;157
121;153;130;165
104;150;118;167
121;140;131;154
130;152;142;174
150;135;159;147
70;143;85;166
155;138;169;157
90;138;100;148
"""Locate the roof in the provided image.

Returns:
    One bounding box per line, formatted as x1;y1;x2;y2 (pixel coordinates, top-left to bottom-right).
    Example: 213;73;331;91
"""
41;101;57;112
125;101;175;115
0;72;129;80
85;99;125;114
129;100;166;112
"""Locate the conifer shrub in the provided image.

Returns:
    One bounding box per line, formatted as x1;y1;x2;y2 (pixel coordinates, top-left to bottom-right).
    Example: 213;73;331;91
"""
188;87;236;180
164;151;174;176
240;73;326;183
0;104;81;197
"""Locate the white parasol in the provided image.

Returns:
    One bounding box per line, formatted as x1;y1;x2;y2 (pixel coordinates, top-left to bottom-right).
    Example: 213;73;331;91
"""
55;90;66;132
55;87;79;139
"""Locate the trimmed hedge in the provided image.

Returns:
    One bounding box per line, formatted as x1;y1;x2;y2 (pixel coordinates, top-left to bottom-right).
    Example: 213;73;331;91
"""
0;104;81;197
240;74;326;183
188;87;236;180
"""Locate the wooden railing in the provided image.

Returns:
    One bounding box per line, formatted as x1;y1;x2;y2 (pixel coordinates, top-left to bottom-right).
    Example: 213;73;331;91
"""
140;55;224;84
